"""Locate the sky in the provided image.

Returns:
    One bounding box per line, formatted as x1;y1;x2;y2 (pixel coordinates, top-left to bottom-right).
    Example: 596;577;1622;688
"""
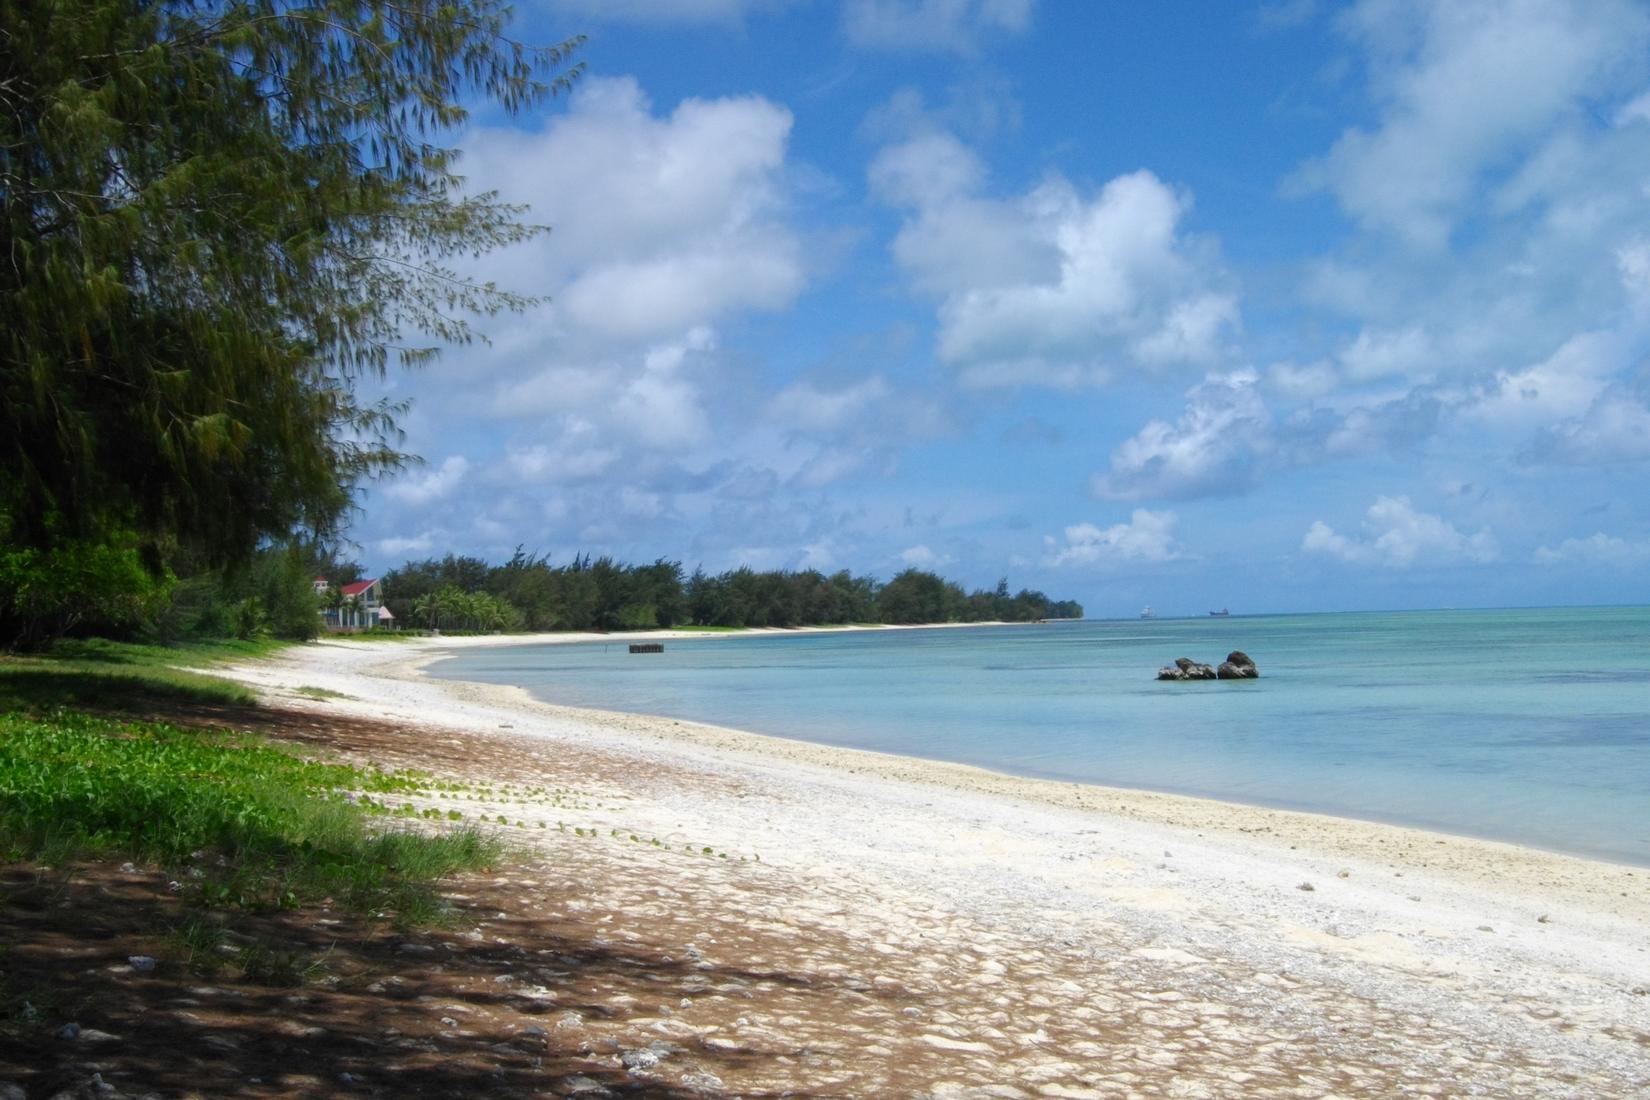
353;0;1650;617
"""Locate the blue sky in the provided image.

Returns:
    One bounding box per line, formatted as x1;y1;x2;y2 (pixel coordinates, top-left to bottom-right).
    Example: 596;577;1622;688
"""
355;0;1650;617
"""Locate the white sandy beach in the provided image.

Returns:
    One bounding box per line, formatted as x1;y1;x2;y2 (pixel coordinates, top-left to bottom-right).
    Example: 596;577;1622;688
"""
219;630;1650;1097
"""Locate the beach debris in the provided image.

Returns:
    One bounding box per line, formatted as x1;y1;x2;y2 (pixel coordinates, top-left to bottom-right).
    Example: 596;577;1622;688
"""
1217;651;1260;679
1157;657;1216;681
1477;925;1495;932
56;1022;82;1040
1296;882;1315;892
128;954;157;972
1336;869;1350;879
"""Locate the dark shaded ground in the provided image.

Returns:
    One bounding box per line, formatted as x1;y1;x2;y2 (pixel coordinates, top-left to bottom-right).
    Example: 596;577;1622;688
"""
0;857;831;1099
0;706;903;1099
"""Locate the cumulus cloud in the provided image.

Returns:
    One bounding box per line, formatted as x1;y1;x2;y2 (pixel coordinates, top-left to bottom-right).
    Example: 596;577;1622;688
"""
844;0;1034;54
1468;329;1626;431
1524;388;1650;465
382;456;469;506
1296;0;1649;247
503;423;620;483
767;376;895;434
899;543;950;568
462;77;803;346
1532;532;1650;566
1338;326;1434;382
491;329;717;455
1302;496;1499;568
1095;371;1271;501
1043;510;1182;567
871;131;1237;387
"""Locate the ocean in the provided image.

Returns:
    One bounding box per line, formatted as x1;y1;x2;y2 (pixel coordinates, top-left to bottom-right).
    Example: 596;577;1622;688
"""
427;606;1650;866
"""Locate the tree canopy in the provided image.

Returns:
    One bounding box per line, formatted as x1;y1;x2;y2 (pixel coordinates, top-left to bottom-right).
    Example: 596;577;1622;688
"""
0;1;582;570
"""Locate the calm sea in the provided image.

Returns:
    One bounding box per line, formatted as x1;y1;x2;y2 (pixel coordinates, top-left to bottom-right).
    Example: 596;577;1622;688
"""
428;607;1650;866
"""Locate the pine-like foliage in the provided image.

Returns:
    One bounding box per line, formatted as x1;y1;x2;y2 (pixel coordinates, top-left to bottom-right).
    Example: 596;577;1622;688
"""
0;1;582;565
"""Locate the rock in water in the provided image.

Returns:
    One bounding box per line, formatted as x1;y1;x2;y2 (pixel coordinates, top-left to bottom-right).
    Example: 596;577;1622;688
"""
1158;657;1216;681
1217;651;1259;679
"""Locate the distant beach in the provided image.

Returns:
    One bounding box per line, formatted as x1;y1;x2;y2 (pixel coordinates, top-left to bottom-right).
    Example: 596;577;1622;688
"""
215;628;1650;1096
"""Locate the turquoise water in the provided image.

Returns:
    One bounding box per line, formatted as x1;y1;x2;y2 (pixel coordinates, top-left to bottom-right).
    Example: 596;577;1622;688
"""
429;607;1650;866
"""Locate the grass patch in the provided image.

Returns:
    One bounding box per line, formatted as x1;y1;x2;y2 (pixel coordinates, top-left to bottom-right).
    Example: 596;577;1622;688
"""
0;710;502;924
293;685;353;701
0;636;280;712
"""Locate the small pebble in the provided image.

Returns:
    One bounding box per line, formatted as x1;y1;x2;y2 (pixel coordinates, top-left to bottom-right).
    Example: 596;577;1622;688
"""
1297;882;1315;892
128;955;157;972
56;1022;81;1040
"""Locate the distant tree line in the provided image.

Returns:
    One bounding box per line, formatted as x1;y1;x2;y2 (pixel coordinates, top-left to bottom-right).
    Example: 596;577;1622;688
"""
382;550;1083;631
2;539;1081;651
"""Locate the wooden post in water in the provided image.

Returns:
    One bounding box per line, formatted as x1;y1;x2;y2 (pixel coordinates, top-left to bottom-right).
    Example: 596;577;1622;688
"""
628;643;664;654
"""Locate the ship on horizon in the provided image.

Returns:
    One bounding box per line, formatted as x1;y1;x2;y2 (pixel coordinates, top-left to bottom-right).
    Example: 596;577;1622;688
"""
1209;608;1230;617
1140;605;1156;619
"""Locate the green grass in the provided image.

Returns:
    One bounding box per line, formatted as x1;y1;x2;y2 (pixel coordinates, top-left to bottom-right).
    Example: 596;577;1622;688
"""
293;685;352;701
0;710;502;923
0;636;280;711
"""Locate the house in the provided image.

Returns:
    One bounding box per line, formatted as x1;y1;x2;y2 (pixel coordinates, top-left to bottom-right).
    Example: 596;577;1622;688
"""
315;577;395;631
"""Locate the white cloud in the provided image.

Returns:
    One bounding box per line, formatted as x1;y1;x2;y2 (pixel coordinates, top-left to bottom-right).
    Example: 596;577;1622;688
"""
1265;359;1338;399
1302;496;1499;568
844;0;1033;54
1525;388;1650;465
767;376;895;434
376;532;438;557
875;152;1237;387
790;447;872;489
1338;326;1434;382
1095;371;1271;500
504;424;620;483
1297;0;1650;247
382;456;469;506
899;543;949;568
1533;532;1650;566
462;77;803;346
1468;329;1625;431
1044;510;1182;567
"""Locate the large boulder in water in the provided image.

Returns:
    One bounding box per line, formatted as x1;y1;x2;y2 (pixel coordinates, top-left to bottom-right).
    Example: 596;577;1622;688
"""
1158;657;1216;681
1217;650;1258;679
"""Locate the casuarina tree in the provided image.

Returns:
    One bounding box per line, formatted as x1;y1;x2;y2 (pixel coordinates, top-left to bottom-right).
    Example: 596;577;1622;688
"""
0;0;581;646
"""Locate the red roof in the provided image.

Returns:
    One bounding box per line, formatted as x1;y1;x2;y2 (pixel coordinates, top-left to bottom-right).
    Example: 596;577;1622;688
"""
340;579;377;597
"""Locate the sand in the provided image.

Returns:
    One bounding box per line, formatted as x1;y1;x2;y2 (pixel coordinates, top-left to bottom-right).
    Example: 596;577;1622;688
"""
216;630;1650;1097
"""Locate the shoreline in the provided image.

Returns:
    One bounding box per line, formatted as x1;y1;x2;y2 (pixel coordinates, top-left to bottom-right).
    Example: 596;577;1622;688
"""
215;632;1650;1094
414;626;1648;873
305;630;1649;907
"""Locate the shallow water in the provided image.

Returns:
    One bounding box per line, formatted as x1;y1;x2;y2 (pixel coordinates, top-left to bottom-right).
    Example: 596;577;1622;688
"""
429;607;1650;865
